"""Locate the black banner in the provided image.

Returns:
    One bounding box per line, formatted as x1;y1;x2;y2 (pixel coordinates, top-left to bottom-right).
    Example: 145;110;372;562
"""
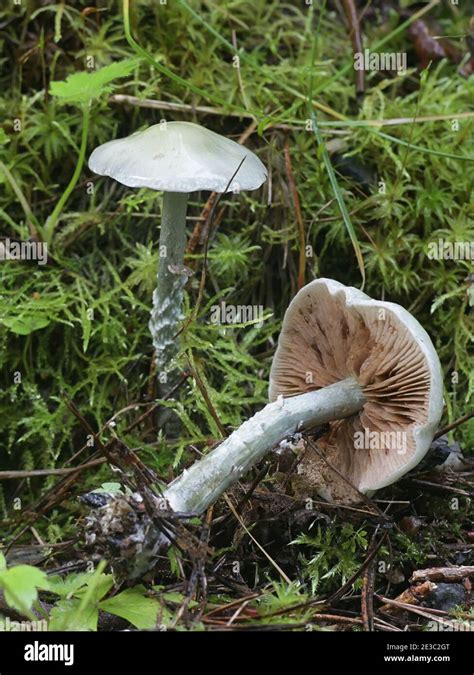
0;630;471;673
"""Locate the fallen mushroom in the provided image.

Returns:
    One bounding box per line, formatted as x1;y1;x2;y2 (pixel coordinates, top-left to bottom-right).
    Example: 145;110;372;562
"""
88;121;267;384
164;278;444;512
84;279;444;578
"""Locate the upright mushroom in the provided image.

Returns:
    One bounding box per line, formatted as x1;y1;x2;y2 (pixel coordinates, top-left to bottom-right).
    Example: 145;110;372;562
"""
88;121;267;385
163;278;444;513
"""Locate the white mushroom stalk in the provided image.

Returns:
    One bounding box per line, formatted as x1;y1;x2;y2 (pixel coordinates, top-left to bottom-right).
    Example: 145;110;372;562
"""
149;191;189;371
89;121;267;385
164;377;366;515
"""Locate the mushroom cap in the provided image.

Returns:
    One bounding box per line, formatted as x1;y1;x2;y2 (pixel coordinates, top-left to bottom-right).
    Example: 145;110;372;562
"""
269;278;444;502
88;121;267;193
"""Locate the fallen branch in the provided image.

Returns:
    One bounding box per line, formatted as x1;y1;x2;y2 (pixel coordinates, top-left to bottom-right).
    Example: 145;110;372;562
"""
283;138;306;290
342;0;364;97
408;478;472;497
361;558;375;631
410;566;474;584
0;459;105;480
376;595;473;631
109;94;255;119
434;409;474;440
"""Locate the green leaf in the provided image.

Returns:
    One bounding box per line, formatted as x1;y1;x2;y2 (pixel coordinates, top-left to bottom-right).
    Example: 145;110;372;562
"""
99;585;162;629
50;58;139;105
54;1;64;43
47;572;92;598
0;565;49;616
49;598;98;631
81;306;92;352
0;553;6;572
1;315;50;335
74;573;114;603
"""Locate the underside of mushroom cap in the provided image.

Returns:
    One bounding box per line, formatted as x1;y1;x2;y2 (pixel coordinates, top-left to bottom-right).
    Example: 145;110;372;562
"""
88;121;267;193
269;279;444;502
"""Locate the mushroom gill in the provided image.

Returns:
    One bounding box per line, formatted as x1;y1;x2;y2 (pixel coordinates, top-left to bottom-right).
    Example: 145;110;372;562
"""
269;281;437;502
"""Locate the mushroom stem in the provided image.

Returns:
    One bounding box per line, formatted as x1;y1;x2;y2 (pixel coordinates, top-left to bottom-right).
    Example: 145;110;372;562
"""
149;191;189;381
164;377;366;515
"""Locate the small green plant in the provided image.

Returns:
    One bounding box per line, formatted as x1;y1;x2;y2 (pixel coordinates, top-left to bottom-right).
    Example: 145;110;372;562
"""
0;555;173;631
48;571;166;631
292;524;368;594
44;58;139;243
253;581;313;626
